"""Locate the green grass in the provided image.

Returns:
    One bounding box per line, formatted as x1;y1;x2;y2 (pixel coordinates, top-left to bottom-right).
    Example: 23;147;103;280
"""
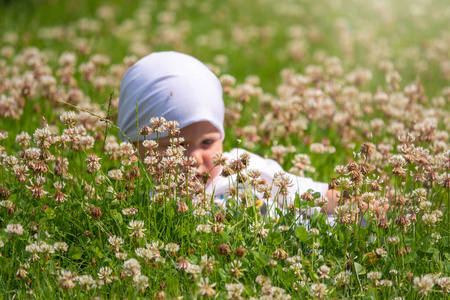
1;0;450;298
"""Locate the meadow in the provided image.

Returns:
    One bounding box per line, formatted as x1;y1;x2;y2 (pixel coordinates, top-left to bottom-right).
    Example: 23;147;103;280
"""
0;0;450;298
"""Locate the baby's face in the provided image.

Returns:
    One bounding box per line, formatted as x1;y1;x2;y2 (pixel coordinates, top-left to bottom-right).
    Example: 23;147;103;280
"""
139;121;223;184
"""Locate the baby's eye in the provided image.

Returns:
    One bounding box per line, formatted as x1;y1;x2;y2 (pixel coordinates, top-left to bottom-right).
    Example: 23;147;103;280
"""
202;139;213;145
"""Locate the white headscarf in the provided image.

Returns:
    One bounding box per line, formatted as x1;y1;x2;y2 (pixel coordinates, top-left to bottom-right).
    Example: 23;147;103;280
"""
117;51;225;142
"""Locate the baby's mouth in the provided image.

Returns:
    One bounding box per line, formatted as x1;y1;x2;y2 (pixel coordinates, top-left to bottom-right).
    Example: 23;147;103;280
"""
196;172;211;183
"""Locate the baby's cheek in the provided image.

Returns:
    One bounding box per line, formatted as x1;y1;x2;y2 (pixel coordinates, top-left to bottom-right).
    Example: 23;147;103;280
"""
210;165;222;181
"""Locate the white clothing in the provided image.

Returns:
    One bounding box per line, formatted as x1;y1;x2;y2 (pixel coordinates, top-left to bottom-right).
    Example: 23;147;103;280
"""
205;148;331;221
117;51;225;142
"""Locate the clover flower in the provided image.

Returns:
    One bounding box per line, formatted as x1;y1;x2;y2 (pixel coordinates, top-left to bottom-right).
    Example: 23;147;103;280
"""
380;279;393;287
122;207;138;215
58;270;75;290
97;267;113;285
196;224;212;233
335;270;352;287
201;254;216;274
15;132;31;147
387;236;400;244
422;213;438;226
16;266;29;279
123;258;141;277
4;223;24;235
225;282;244;299
256;275;271;287
285;255;301;265
197;277;216;297
438;277;450;294
136;247;159;261
150;117;168;134
115;252;128;260
108;235;124;252
290;263;303;277
229;260;245;279
76;275;95;290
127;220;146;238
413;274;434;296
108;169;123;180
165;242;180;255
193;208;207;218
186;264;202;277
273;172;293;196
431;232;442;244
38;241;55;258
318;265;331;279
33;125;55;148
367;271;382;281
133;275;149;292
310;283;328;299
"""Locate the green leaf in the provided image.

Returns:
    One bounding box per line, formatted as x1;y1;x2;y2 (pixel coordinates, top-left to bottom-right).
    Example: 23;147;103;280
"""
249;250;270;268
445;261;450;273
245;206;256;218
70;246;83;260
361;289;377;299
296;226;308;242
113;210;123;224
431;249;440;263
354;262;366;275
45;207;56;220
218;268;227;280
406;251;417;264
358;228;368;238
294;193;301;208
105;185;116;200
37;230;48;240
267;232;283;245
294;195;309;209
95;247;104;259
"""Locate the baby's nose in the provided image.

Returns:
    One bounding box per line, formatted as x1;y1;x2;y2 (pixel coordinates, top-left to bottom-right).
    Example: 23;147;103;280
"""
189;148;203;167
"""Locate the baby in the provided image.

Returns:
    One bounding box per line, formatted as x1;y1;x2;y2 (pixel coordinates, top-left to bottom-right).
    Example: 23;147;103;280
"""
117;51;338;218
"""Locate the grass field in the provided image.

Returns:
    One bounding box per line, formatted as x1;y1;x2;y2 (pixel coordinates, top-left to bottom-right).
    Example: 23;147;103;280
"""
1;0;450;298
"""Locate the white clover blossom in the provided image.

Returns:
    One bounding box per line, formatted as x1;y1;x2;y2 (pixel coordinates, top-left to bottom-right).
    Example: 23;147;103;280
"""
76;275;95;290
108;235;124;252
123;258;141;277
413;274;434;296
122;207;138;215
335;270;351;287
127;220;146;238
310;228;320;235
196;224;212;233
165;242;180;254
4;223;24;235
387;236;400;244
133;275;149;290
53;242;69;252
367;271;382;281
310;283;328;299
98;267;113;284
193;208;207;218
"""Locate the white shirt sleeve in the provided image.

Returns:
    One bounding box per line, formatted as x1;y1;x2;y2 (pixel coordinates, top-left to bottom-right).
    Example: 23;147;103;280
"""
208;148;330;218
